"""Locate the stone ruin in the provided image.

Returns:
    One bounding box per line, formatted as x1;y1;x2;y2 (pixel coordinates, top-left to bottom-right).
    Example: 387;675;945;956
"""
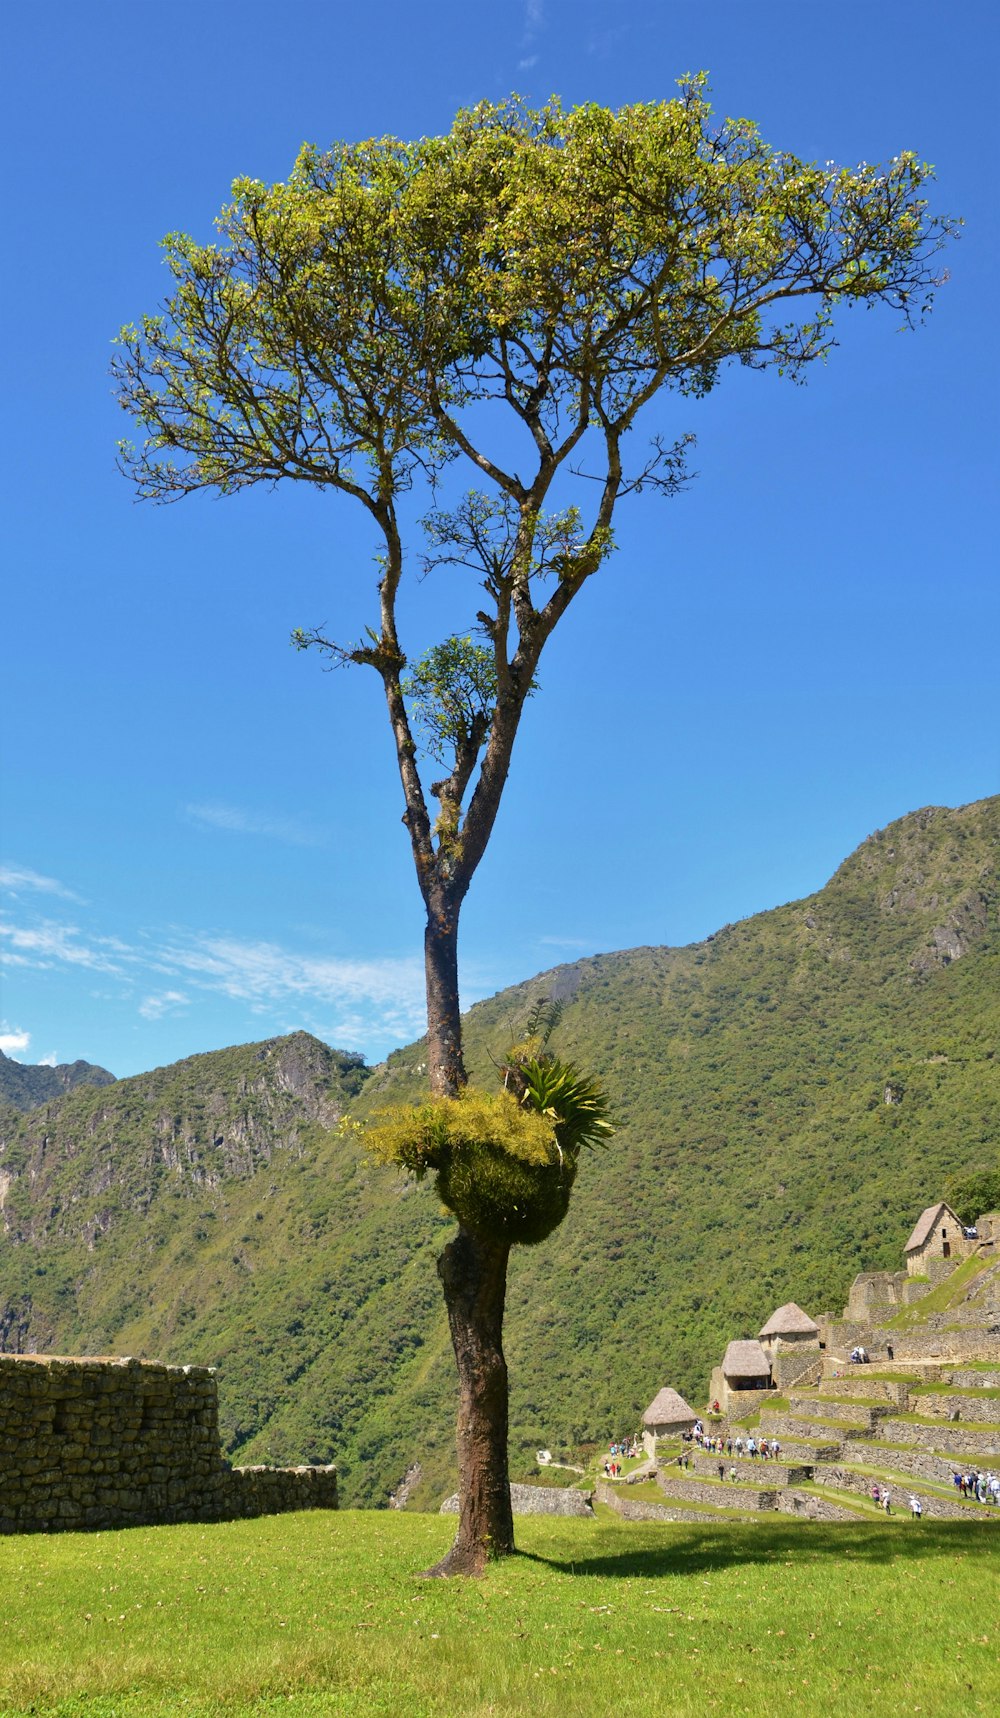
0;1352;336;1535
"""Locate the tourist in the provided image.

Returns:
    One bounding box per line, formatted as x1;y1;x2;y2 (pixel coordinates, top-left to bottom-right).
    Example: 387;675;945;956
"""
871;1484;881;1506
729;1465;737;1484
735;1436;744;1457
718;1462;725;1482
909;1494;922;1519
882;1488;891;1515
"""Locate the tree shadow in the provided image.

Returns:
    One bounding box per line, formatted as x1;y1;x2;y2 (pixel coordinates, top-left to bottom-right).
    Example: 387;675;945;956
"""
515;1517;999;1580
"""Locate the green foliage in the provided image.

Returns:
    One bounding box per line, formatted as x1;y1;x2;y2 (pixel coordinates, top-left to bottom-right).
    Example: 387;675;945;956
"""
944;1163;1000;1225
400;635;497;766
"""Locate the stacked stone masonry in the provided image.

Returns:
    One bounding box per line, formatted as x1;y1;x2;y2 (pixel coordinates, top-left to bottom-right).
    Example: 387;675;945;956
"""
0;1354;337;1535
440;1482;594;1518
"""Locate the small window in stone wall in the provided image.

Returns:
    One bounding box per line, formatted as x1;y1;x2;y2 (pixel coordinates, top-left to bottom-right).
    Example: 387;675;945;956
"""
51;1402;71;1435
140;1398;156;1434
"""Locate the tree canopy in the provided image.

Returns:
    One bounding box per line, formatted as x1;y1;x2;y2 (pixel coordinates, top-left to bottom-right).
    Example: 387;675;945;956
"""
115;84;954;1034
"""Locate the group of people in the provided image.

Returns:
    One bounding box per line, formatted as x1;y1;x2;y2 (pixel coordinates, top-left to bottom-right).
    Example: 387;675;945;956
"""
686;1427;782;1462
953;1467;999;1504
601;1436;640;1479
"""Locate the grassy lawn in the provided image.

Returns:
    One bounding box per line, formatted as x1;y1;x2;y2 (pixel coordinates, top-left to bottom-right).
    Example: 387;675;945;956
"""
1;1510;998;1717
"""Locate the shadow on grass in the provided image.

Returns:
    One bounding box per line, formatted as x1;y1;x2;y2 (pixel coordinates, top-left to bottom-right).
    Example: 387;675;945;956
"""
515;1517;1000;1579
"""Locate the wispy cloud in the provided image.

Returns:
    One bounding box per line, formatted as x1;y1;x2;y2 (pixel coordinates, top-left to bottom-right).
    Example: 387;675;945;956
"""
138;989;190;1022
0;1024;31;1058
538;934;592;951
0;919;131;974
518;0;544;64
183;802;323;847
0;864;80;901
0;896;427;1051
37;1051;58;1067
155;934;427;1039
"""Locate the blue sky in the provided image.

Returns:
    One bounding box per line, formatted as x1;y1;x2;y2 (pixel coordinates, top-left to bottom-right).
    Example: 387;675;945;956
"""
2;0;997;1078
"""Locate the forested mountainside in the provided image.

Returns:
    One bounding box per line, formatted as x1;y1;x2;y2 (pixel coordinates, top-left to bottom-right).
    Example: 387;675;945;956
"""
0;1050;115;1112
0;796;996;1510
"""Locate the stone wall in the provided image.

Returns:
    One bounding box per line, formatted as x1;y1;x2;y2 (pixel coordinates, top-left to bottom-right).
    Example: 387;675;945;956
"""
595;1481;707;1523
906;1391;1000;1424
823;1324;1000;1365
776;1491;862;1522
0;1353;336;1535
876;1417;999;1459
656;1472;779;1512
819;1375;911;1406
689;1451;813;1487
722;1386;776;1421
851;1440;995;1489
771;1351;823;1392
815;1464;994;1520
440;1482;594;1518
951;1368;1000;1389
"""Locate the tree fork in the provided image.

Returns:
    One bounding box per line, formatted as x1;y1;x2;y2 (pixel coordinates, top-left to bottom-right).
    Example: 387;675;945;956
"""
424;1223;514;1577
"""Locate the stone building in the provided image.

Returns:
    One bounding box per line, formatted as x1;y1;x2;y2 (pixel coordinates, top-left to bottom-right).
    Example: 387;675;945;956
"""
904;1201;969;1278
0;1352;337;1535
641;1387;698;1459
758;1302;819;1357
758;1302;823;1390
709;1339;775;1417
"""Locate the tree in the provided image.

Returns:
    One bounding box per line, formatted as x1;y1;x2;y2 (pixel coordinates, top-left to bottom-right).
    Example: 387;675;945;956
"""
114;81;953;1574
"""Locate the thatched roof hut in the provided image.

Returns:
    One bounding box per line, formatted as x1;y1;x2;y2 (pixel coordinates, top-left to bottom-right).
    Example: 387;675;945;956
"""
721;1339;771;1383
642;1387;697;1429
758;1302;819;1340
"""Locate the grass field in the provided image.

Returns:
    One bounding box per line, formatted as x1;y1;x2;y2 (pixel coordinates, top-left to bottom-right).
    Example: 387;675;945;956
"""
1;1509;997;1718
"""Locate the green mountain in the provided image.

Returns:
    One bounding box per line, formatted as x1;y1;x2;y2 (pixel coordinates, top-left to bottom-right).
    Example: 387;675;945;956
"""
0;796;997;1509
0;1050;116;1112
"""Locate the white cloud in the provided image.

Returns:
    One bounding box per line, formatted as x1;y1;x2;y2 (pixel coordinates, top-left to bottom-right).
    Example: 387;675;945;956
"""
0;896;432;1057
37;1051;58;1067
538;934;591;950
0;919;131;975
0;1025;31;1058
183;802;322;847
0;864;80;901
156;934;428;1038
138;990;190;1021
518;53;538;69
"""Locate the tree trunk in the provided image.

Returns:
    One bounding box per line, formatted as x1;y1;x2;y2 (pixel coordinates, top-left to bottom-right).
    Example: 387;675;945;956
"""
425;1222;515;1576
424;892;466;1096
423;886;515;1574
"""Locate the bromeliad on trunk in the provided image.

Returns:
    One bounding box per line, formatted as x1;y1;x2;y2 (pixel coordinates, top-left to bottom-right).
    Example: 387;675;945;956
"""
366;1004;613;1575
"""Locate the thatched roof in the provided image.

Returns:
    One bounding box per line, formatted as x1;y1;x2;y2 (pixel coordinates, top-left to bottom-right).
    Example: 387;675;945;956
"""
759;1302;819;1338
642;1387;697;1427
722;1339;771;1378
904;1201;959;1253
